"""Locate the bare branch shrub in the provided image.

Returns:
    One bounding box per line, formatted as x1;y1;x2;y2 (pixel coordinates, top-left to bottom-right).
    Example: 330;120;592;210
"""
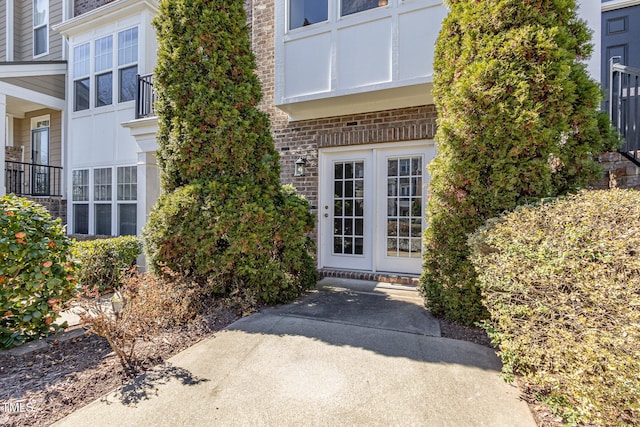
75;266;206;376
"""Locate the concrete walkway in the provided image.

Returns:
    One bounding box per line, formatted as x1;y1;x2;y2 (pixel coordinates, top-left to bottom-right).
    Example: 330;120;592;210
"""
54;278;535;427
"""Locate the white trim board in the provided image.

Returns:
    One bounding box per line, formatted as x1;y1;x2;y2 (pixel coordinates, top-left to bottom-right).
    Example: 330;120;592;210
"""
0;63;67;79
602;0;640;12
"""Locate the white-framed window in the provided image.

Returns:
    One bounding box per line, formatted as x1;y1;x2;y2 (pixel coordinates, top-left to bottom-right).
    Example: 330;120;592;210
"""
73;43;90;111
118;28;138;103
117;166;137;235
289;0;328;30
71;26;139;113
95;36;113;107
33;0;48;57
71;166;138;235
72;170;89;234
94;168;112;235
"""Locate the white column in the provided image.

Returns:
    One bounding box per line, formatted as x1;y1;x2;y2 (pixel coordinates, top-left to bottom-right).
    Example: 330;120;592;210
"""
136;151;160;235
577;0;601;81
0;93;6;196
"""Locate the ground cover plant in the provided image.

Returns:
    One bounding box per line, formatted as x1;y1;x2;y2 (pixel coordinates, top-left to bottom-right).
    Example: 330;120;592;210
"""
144;0;317;305
422;0;619;324
0;195;76;349
469;189;640;426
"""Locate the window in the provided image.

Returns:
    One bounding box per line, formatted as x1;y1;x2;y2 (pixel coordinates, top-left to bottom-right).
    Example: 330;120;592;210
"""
74;205;89;234
73;44;90;111
94;168;112;201
118;205;137;236
72;170;89;234
117;166;137;201
341;0;386;16
95;204;112;235
72;170;89;201
289;0;328;30
33;0;48;56
95;36;113;107
118;28;138;102
94;168;112;236
117;166;137;235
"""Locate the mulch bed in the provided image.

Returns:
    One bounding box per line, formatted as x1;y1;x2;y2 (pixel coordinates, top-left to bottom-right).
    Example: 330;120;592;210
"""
0;303;238;427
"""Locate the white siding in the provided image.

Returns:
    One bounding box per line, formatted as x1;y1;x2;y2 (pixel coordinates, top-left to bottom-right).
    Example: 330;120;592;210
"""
275;0;445;119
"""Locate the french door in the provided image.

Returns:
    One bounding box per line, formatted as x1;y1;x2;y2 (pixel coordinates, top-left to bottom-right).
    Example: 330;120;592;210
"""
320;143;434;275
31;127;50;196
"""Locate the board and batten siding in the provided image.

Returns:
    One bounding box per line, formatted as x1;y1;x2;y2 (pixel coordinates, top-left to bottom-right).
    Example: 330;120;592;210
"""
0;5;6;60
0;75;66;99
14;0;64;61
13;109;62;167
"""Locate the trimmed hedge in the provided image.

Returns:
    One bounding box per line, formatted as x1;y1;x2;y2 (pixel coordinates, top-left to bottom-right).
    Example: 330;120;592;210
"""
1;195;76;349
421;0;619;324
469;189;640;426
73;236;142;293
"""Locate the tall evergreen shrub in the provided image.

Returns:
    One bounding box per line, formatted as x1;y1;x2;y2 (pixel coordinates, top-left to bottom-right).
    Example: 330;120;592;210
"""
144;0;317;304
421;0;619;324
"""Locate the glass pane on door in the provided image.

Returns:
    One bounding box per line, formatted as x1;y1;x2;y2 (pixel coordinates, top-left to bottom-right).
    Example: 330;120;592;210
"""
333;161;364;255
32;128;49;165
31;128;50;196
386;156;422;258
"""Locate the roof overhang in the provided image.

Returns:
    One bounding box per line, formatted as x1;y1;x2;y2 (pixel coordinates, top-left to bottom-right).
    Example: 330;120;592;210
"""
54;0;159;37
602;0;640;12
0;62;66;79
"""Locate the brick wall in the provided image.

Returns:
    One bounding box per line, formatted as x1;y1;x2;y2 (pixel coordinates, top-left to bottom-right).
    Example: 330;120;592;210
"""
247;0;438;213
28;197;67;225
74;0;115;17
594;152;640;190
5;146;22;162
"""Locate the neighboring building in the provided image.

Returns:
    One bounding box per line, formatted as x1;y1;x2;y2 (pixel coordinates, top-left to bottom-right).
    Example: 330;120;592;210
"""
599;0;640;187
0;0;71;220
0;1;617;280
55;0;159;237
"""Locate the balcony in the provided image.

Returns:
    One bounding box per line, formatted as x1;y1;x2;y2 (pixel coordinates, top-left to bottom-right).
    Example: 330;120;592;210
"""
135;73;156;119
609;59;640;167
5;161;63;197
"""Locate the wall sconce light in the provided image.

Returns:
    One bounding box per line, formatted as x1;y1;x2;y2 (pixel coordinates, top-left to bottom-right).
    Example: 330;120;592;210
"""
294;157;307;177
378;0;388;6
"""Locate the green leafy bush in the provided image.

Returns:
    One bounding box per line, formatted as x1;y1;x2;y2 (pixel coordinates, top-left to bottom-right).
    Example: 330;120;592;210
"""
421;0;619;324
469;189;640;426
73;236;142;293
0;195;76;349
145;0;318;305
144;181;317;305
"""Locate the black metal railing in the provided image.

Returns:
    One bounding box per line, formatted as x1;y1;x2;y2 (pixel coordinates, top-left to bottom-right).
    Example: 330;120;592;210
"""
610;57;640;167
135;73;156;119
5;161;63;197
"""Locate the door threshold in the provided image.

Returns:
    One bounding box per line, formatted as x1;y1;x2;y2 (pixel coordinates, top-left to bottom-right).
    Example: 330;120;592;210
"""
318;268;420;286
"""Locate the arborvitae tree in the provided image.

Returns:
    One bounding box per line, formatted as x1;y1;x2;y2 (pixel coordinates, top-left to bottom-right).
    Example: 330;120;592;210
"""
421;0;619;324
144;0;317;304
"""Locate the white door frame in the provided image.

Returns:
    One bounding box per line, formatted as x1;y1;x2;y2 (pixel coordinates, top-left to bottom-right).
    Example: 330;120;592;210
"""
319;149;374;271
318;140;435;274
